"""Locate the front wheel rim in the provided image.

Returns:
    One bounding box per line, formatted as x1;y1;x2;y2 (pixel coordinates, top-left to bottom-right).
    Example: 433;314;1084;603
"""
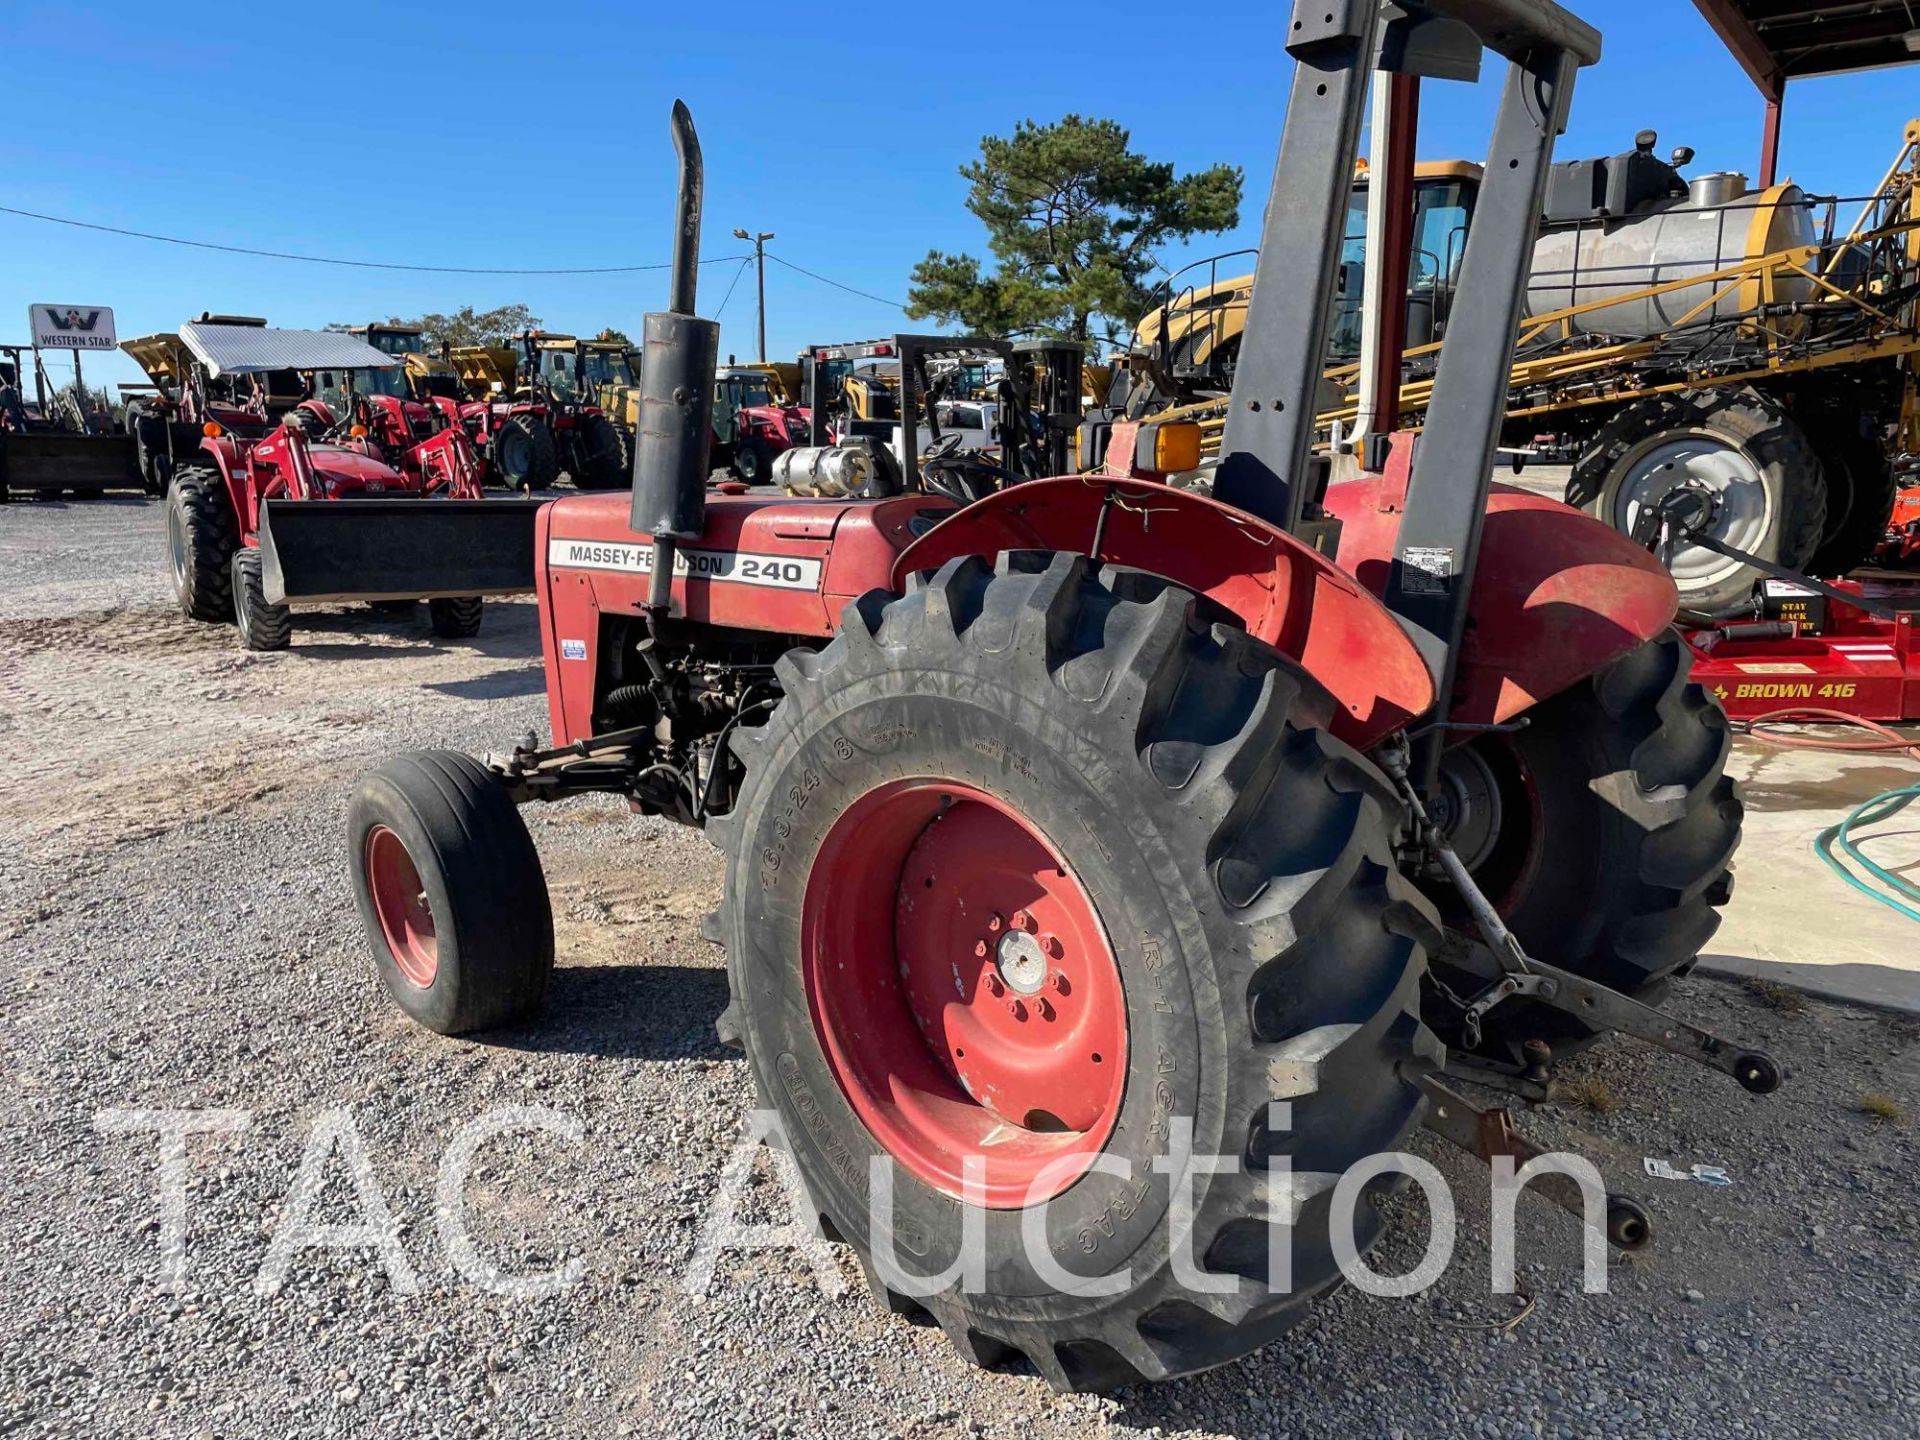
800;779;1127;1208
365;825;438;987
167;501;188;593
498;428;530;478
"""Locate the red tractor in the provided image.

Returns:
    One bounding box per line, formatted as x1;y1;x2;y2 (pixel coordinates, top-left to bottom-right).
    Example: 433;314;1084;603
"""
349;5;1777;1392
447;341;560;491
164;323;539;649
711;364;811;481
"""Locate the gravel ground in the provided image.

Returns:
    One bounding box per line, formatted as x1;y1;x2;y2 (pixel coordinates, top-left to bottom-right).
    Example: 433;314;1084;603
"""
1;494;1917;1439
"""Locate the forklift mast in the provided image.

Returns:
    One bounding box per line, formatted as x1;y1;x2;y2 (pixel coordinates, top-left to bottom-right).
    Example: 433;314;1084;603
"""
1214;0;1599;733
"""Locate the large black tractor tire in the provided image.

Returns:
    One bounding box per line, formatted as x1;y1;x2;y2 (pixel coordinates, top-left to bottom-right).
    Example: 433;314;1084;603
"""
166;467;238;622
427;596;484;638
709;552;1441;1392
127;406;169;495
569;413;628;490
1432;633;1742;1055
230;548;292;651
1569;388;1826;619
348;750;553;1035
730;435;771;484
492;414;558;491
1803;407;1895;579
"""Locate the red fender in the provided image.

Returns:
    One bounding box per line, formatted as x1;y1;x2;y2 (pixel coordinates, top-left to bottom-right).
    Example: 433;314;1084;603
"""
1321;445;1678;725
195;434;257;542
891;476;1434;748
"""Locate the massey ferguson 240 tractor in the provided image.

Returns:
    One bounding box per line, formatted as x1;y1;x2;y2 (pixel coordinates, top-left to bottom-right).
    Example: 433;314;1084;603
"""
349;2;1778;1391
164;323;540;650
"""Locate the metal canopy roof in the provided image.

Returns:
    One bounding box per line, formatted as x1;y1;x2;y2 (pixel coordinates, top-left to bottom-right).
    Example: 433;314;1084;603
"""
177;323;400;377
1693;1;1920;95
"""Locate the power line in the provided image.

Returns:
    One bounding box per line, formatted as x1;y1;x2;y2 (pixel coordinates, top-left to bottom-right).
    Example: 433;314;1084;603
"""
712;257;754;319
0;203;750;276
764;253;910;312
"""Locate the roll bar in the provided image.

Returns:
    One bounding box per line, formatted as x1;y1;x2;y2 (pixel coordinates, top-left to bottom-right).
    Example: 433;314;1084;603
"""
1211;0;1600;789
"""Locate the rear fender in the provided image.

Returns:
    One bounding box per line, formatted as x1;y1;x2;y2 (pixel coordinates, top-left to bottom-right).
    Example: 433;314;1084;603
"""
1321;439;1679;726
890;476;1434;748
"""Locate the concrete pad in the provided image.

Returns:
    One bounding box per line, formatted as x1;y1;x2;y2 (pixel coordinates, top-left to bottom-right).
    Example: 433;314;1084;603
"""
1703;737;1920;1014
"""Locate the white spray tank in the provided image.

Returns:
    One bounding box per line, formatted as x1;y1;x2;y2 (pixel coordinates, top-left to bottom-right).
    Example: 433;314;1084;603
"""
1523;132;1817;339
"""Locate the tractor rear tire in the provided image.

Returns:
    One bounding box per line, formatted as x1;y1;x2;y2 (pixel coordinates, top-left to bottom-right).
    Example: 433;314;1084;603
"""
128;406;168;495
427;597;484;638
570;413;627;489
731;436;770;484
348;750;553;1034
1568;388;1826;619
231;548;292;651
1804;408;1895;579
1431;632;1742;1055
167;467;237;622
709;552;1441;1391
494;414;557;492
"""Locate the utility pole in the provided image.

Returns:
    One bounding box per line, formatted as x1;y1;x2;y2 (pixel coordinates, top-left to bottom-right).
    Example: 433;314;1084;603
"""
732;228;774;360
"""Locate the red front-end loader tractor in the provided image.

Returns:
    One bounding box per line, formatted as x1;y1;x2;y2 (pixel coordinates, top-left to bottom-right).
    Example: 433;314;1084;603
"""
349;3;1777;1391
711;364;811;482
164;324;542;650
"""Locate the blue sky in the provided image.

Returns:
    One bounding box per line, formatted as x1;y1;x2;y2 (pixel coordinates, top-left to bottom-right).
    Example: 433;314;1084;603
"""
2;1;1914;398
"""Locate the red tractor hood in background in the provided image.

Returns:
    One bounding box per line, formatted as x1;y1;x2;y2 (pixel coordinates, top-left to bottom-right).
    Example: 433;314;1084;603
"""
308;443;416;493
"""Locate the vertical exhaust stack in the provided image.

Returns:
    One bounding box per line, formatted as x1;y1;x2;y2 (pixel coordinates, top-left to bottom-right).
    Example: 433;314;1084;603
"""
631;100;720;613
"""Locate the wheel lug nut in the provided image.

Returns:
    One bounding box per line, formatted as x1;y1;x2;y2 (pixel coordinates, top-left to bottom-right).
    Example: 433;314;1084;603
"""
1005;997;1025;1020
1013;909;1037;932
984;972;1004;996
1040;934;1063;959
973;940;989;958
1036;998;1054;1021
1047;971;1070;995
987;912;1005;933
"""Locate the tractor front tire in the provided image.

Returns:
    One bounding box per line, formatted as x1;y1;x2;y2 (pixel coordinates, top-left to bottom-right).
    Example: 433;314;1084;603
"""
731;436;770;484
427;597;484;639
348;750;553;1034
167;467;237;622
231;548;292;651
570;413;627;489
494;415;557;492
1432;633;1742;1055
710;553;1440;1391
1569;388;1826;618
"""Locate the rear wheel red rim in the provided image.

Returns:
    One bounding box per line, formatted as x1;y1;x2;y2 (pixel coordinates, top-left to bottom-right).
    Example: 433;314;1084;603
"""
365;825;438;988
801;779;1127;1208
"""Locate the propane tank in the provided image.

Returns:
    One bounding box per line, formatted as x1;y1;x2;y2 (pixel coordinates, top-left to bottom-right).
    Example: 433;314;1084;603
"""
1526;171;1817;339
772;444;875;497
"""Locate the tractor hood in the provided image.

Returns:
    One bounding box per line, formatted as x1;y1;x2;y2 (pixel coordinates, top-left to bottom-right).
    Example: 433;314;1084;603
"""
307;444;412;493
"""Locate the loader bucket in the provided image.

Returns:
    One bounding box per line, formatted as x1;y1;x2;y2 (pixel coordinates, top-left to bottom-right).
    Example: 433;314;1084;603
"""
259;497;545;605
0;432;142;496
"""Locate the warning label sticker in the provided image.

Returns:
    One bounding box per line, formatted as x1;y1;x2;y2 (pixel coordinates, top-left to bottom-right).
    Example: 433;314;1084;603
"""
1399;545;1455;596
1733;661;1814;675
547;538;822;591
